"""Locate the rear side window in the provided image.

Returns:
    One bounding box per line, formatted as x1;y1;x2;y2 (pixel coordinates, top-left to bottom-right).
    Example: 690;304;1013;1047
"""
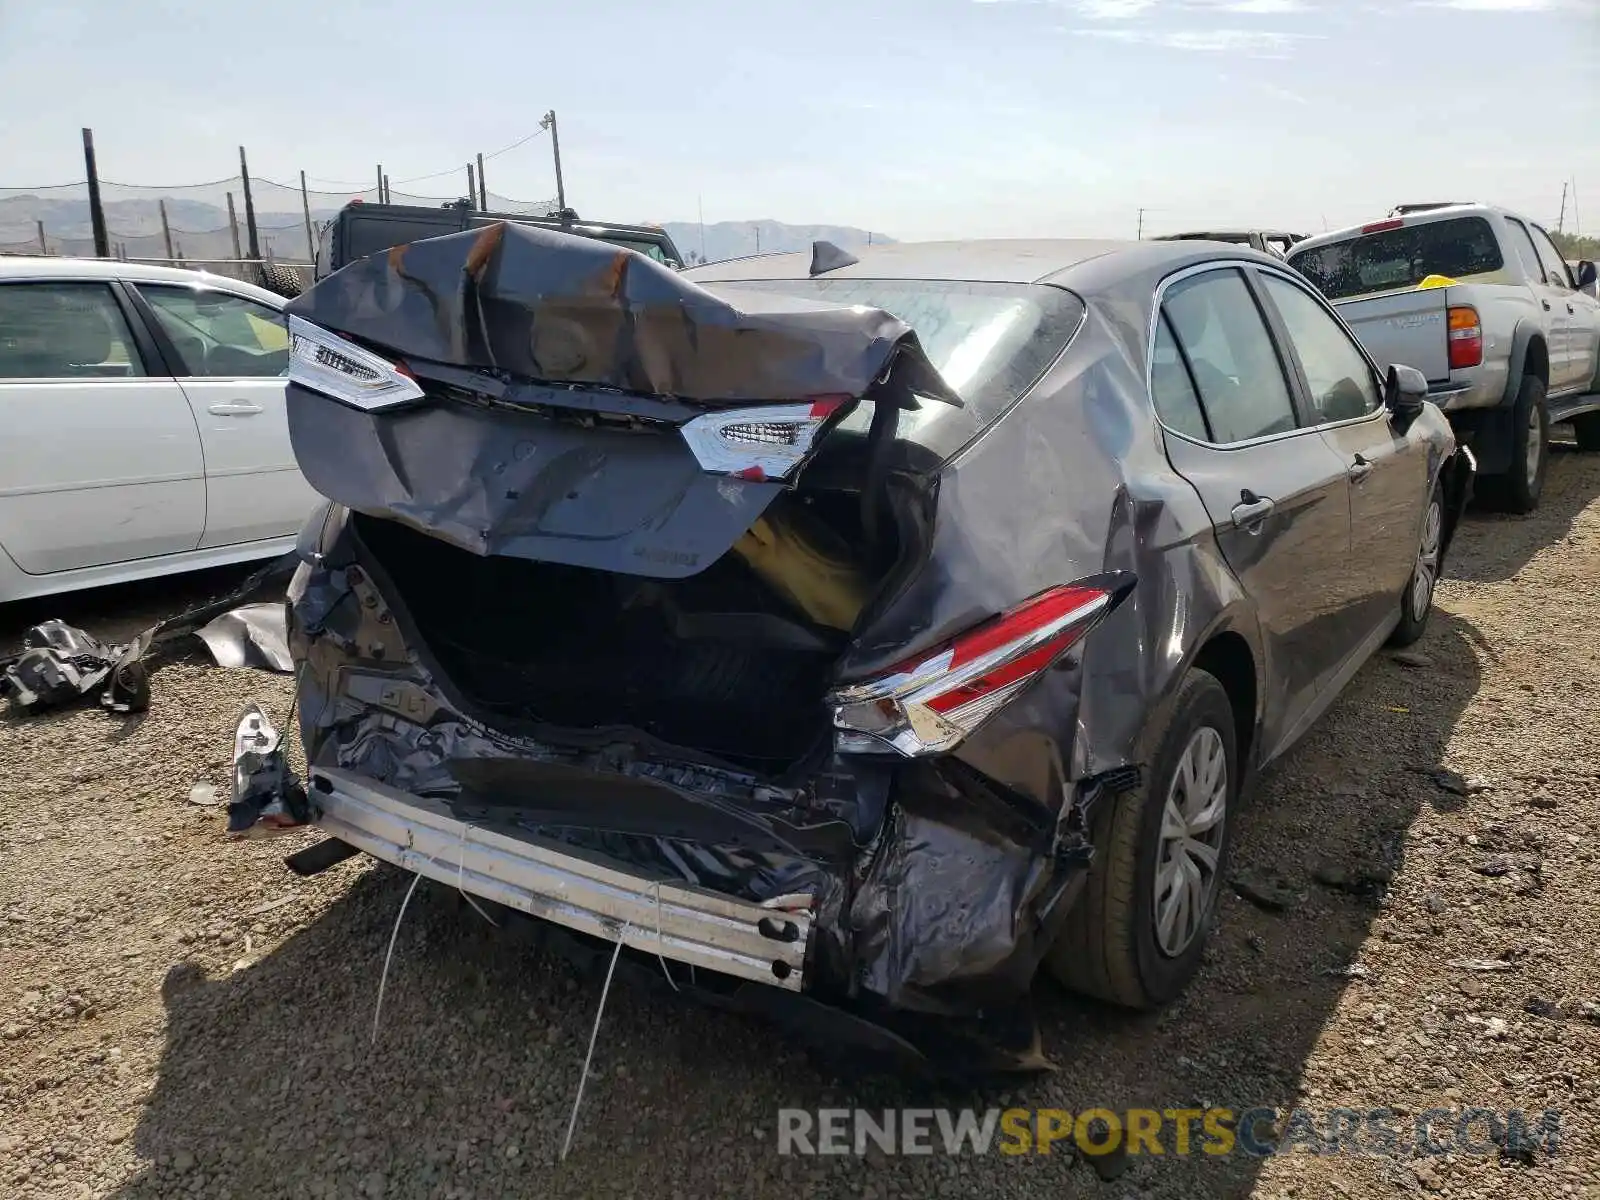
1289;216;1504;300
344;216;460;263
1161;269;1298;444
1151;313;1209;441
0;283;146;379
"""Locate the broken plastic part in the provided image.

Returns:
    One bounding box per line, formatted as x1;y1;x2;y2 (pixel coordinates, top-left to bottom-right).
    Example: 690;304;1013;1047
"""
227;701;310;838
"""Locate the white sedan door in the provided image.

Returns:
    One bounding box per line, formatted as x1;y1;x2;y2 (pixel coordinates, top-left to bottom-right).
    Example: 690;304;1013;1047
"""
0;280;205;575
132;283;321;548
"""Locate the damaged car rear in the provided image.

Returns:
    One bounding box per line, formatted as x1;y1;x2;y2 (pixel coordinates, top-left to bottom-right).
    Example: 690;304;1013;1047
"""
280;225;1472;1069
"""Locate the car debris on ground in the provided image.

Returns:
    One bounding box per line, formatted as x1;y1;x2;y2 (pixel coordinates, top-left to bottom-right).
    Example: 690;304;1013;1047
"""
0;554;296;718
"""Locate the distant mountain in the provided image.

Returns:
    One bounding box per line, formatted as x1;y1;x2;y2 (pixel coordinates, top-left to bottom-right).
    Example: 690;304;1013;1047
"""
0;192;892;266
661;221;894;265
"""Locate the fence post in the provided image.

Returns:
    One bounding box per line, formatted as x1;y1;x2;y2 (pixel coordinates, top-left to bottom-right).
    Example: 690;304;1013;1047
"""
158;200;175;265
82;128;110;258
36;220;47;255
300;170;316;259
467;163;477;211
225;192;244;262
383;174;391;204
376;164;384;202
476;152;487;210
238;146;261;260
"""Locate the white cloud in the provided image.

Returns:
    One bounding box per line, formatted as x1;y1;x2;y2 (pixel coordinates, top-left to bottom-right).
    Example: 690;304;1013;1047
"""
1416;0;1571;7
972;0;1313;12
1071;26;1317;54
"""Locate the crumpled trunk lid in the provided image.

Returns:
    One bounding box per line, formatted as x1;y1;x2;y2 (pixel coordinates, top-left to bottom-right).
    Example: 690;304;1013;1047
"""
283;221;956;579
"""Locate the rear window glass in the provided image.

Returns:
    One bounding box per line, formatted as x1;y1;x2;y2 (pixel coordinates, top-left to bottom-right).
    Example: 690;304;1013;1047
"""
1289;216;1503;300
710;277;1084;455
345;217;459;262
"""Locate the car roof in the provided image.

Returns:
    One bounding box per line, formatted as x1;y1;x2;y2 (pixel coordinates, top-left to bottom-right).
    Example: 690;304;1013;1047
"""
683;238;1281;292
0;255;286;306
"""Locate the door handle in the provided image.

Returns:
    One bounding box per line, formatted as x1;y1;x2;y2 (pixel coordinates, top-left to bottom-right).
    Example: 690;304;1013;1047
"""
1542;300;1552;311
207;401;263;416
1568;304;1576;314
1348;453;1374;483
1231;491;1276;531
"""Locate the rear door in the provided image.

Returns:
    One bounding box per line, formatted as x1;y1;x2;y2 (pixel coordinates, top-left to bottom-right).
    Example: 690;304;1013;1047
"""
1505;217;1573;389
1255;268;1428;645
1149;266;1353;754
131;282;320;548
0;279;205;574
1529;223;1593;393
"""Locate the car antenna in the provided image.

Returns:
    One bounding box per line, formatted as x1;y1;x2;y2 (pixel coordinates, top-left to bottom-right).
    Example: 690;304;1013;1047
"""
810;240;860;277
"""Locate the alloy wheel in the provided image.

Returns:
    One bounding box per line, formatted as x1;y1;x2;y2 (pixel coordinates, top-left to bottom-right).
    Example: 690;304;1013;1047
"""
1525;402;1543;490
1411;496;1442;624
1153;726;1228;958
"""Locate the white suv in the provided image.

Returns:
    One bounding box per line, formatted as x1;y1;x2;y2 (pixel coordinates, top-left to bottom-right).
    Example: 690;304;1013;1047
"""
0;258;320;603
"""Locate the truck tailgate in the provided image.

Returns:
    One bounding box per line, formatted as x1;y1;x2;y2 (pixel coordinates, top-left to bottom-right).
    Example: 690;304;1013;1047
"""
1333;289;1451;383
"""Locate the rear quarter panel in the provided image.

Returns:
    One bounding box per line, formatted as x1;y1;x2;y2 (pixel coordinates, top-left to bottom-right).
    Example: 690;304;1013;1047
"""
842;301;1263;812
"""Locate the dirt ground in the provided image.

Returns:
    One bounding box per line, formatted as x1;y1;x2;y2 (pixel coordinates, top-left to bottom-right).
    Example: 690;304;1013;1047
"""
2;437;1598;1200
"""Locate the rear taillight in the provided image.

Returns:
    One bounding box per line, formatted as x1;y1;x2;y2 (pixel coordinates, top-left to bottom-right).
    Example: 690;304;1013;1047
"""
828;580;1127;757
287;315;425;412
680;396;851;481
1447;305;1482;370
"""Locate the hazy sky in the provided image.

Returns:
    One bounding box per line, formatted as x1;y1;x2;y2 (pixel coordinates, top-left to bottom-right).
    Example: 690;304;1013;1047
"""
2;0;1595;239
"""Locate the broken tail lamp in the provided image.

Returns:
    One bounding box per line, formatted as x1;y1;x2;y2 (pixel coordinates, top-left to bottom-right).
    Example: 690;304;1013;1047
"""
288;315;425;412
829;582;1121;757
679;396;851;481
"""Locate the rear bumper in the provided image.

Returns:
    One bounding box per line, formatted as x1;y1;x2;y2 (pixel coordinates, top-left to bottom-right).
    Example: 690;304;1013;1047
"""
308;766;814;991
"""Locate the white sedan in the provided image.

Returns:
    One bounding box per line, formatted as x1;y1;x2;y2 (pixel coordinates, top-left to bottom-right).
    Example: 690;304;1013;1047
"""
0;258;319;603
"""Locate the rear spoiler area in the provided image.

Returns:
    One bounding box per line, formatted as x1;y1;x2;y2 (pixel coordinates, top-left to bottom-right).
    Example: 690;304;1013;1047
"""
286;220;961;413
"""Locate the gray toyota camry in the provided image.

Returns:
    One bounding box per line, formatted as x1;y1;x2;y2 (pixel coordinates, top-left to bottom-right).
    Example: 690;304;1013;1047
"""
276;226;1473;1069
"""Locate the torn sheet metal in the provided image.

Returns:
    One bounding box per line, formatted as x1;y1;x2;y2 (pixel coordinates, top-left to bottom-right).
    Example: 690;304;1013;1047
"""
196;603;293;673
227;702;310;838
287;220;960;406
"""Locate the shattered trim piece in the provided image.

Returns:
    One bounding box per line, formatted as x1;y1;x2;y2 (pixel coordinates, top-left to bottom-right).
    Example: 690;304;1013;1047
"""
308;767;814;991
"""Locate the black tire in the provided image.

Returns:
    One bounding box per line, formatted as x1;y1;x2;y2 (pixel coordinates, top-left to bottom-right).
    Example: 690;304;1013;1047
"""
1477;374;1547;514
256;262;305;300
1573;410;1600;452
1046;669;1237;1009
1389;478;1444;648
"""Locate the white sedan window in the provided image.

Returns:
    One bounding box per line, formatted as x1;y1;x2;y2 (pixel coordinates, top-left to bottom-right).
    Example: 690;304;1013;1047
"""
0;283;145;379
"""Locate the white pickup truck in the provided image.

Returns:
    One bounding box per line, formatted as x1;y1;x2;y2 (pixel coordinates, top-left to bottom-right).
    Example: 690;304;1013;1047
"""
1287;204;1600;513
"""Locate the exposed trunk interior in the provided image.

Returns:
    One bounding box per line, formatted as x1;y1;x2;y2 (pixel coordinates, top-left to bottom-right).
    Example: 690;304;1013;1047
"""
352;481;900;773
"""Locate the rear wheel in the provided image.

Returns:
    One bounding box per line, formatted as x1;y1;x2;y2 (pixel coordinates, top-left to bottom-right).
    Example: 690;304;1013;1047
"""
1477;374;1547;514
1388;478;1443;647
1046;669;1237;1009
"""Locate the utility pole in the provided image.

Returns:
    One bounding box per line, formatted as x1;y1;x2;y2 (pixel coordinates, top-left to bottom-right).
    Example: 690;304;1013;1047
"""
1136;208;1146;240
82;128;109;258
467;162;477;211
754;223;760;254
158;199;175;265
476;152;488;210
300;171;316;259
540;110;567;213
238;146;261;260
1557;181;1568;234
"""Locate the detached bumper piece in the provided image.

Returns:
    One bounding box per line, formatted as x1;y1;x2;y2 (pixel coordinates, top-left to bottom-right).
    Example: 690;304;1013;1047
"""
307;767;814;991
227;702;311;838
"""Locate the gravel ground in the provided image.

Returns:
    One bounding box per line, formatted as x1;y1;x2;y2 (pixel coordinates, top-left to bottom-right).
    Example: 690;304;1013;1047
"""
2;437;1599;1200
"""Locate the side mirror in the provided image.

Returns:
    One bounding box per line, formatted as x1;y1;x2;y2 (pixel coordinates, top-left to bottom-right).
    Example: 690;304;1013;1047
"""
1578;260;1598;297
1385;363;1428;420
